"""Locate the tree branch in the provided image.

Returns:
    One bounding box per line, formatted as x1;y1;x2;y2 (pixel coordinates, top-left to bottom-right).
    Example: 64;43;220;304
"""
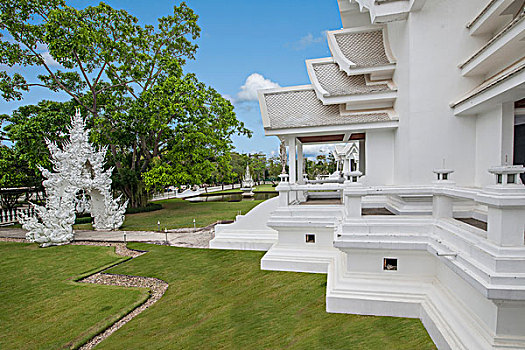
23;44;92;113
95;79;136;95
93;59;108;89
72;50;92;91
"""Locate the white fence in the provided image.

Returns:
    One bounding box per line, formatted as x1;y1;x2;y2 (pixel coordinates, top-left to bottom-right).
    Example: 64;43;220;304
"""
0;207;37;225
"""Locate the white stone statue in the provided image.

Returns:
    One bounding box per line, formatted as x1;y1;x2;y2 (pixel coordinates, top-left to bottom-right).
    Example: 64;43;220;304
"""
19;108;128;247
279;139;287;174
241;165;255;198
242;165;255;188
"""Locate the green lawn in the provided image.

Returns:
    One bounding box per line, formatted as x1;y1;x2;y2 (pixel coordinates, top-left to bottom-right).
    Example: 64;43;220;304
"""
73;198;265;231
0;242;147;350
1;242;436;349
5;192;274;232
99;243;435;349
120;198;264;231
253;184;277;192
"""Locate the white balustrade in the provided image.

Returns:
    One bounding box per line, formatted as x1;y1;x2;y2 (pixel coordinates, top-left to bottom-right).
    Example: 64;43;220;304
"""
276;166;525;246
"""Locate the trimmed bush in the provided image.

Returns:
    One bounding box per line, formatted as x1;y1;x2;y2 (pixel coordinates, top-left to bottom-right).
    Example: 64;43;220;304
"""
125;202;163;214
75;216;93;225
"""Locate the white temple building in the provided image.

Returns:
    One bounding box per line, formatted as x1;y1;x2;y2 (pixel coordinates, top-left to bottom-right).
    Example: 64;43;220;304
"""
211;0;525;348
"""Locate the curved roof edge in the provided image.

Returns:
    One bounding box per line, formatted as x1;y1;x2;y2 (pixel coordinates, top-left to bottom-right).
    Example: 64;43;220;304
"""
326;26;396;76
306;57;397;106
258;85;397;133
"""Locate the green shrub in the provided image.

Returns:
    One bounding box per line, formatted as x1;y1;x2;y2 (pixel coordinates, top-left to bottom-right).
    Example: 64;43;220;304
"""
75;216;92;225
125;202;163;214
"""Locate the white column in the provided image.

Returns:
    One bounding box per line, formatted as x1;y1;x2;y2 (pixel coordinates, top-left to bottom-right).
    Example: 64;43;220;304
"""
432;195;453;219
297;140;304;183
501;101;514;164
288;136;297;183
358;139;366;174
343;157;350;174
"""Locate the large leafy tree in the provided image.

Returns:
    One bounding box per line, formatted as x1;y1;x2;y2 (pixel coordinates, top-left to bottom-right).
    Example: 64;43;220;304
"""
0;1;251;207
0;0;199;109
107;72;251;202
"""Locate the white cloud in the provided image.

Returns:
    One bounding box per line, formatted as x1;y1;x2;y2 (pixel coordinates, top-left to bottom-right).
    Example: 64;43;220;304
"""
289;31;327;51
222;94;235;103
236;73;280;102
36;44;60;67
41;51;60;67
303;144;334;155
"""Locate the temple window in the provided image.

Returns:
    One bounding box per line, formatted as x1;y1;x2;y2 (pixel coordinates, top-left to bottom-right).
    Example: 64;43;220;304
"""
305;234;316;243
383;258;398;271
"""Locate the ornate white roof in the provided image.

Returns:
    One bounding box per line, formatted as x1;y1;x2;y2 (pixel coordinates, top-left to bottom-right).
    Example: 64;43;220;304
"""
309;59;392;96
258;86;393;131
335;30;389;67
257;25;399;135
327;26;396;76
306;57;396;105
352;0;421;23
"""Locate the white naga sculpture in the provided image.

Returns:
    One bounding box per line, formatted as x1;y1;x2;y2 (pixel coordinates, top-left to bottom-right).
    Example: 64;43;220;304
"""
19;108;128;247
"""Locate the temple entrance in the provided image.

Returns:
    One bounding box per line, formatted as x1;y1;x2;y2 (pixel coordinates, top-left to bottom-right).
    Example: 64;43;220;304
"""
19;109;128;247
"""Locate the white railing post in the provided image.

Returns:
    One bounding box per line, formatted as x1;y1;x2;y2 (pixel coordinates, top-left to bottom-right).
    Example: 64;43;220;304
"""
432;195;454;219
343;176;366;219
479;166;525;246
277;174;291;207
432;168;455;219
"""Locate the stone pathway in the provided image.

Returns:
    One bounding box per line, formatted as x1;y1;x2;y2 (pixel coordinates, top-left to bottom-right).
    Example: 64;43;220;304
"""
0;222;221;248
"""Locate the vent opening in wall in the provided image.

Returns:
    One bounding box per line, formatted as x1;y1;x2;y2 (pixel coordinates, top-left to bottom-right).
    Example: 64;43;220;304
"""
305;234;316;243
383;258;397;271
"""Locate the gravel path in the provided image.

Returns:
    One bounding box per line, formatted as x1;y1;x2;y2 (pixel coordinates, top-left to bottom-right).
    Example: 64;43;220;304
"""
0;222;222;248
74;241;169;349
0;237;27;243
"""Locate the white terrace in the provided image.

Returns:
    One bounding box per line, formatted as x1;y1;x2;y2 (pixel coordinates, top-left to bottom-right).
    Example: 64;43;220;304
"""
212;1;525;349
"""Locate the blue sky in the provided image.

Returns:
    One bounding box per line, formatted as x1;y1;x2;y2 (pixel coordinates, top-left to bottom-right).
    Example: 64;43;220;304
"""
1;0;342;156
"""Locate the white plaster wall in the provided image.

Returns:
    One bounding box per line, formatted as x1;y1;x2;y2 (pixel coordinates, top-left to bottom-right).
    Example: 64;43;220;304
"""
364;129;394;185
277;227;334;248
436;260;498;336
474;102;516;187
387;0;488;186
476;107;504;187
501;101;515;164
345;249;436;277
343;248;513;342
496;302;525;336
